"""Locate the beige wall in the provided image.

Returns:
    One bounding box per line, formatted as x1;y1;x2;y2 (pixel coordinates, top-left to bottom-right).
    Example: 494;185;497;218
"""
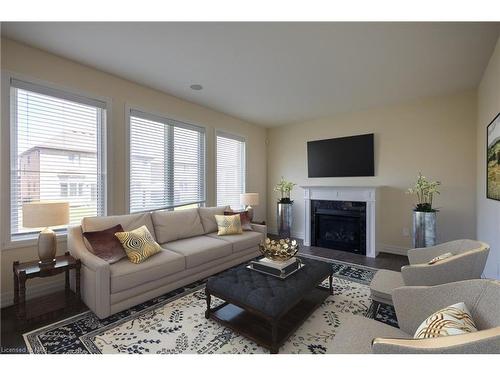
0;38;267;306
477;36;500;279
267;91;477;253
0;35;495;308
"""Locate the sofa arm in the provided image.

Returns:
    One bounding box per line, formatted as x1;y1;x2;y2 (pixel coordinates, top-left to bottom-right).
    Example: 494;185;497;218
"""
400;264;443;286
67;225;111;318
407;244;450;264
392;280;489;334
372;327;500;354
250;223;267;236
407;239;488;265
401;248;488;286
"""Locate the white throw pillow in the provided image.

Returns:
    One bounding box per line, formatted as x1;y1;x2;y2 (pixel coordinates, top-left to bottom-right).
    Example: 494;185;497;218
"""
414;302;477;339
428;252;453;265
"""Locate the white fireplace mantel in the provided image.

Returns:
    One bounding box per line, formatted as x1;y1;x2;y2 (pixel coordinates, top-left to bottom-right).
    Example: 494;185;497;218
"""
300;186;378;258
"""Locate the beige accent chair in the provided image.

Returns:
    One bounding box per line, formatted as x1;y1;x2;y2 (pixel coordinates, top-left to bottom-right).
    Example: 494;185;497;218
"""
68;206;266;319
370;239;490;305
331;279;500;354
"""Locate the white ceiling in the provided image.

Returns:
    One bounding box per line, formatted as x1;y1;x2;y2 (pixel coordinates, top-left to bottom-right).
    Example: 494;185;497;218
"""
2;22;499;127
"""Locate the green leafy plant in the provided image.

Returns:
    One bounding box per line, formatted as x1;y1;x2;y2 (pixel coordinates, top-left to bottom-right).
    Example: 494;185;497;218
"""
407;172;441;212
274;176;296;203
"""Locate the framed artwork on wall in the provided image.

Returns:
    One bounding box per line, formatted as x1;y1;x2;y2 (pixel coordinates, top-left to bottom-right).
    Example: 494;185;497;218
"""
487;112;500;201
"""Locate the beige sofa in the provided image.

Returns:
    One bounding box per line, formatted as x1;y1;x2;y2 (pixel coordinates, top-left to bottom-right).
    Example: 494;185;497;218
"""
67;206;266;319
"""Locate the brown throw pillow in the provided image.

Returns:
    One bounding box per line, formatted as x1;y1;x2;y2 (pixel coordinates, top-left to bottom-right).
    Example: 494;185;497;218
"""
83;224;127;264
224;210;252;231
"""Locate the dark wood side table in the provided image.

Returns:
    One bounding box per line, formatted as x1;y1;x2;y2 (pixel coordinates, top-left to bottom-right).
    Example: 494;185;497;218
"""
13;251;81;323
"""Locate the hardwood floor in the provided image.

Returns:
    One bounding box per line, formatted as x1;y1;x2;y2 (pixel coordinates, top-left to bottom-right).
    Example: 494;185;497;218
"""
1;294;87;354
268;234;409;271
0;242;407;354
299;245;408;271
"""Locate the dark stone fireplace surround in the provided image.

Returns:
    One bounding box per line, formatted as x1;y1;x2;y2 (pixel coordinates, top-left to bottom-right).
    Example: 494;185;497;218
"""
310;199;367;255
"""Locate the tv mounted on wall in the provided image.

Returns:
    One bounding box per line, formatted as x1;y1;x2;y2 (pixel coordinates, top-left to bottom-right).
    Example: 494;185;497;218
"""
307;133;374;177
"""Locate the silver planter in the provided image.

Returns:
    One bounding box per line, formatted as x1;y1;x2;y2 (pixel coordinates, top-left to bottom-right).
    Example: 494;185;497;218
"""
412;211;437;248
277;202;293;238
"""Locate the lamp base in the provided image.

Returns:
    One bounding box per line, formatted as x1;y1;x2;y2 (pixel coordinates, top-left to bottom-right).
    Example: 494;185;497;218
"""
245;205;254;222
38;227;57;267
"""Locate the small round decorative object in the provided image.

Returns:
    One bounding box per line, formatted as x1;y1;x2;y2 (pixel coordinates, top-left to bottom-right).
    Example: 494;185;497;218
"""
259;237;299;261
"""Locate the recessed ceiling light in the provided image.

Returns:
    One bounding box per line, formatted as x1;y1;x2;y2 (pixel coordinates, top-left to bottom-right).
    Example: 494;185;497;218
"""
190;84;203;91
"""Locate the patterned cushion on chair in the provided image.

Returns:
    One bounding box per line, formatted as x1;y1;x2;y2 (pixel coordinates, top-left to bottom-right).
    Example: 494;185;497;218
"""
414;302;477;338
214;214;243;236
115;225;162;264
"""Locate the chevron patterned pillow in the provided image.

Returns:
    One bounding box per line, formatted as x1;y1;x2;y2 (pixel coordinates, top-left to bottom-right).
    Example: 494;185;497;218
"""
414;302;478;339
115;225;162;264
215;214;243;236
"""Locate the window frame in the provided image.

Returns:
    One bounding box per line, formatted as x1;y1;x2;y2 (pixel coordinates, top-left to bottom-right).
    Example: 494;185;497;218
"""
215;129;247;208
1;72;110;249
125;105;207;213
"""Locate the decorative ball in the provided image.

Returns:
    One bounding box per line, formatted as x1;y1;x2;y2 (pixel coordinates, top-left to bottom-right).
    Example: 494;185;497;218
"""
259;237;299;261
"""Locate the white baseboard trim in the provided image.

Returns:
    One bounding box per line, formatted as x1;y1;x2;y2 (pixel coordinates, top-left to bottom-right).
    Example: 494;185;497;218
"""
1;279;65;309
378;243;410;256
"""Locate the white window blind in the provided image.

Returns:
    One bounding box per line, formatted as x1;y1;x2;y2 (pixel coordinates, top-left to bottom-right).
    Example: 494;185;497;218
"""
216;131;245;208
10;79;106;240
129;110;206;213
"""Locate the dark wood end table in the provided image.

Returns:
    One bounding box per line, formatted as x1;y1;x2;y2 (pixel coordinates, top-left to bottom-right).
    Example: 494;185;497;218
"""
13;251;81;323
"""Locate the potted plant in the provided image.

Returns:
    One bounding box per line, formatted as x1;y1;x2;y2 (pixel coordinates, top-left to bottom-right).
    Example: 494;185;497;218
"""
407;173;441;248
274;177;296;238
274;176;297;204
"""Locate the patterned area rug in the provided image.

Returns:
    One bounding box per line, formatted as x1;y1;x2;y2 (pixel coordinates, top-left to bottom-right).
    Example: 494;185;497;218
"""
23;258;397;354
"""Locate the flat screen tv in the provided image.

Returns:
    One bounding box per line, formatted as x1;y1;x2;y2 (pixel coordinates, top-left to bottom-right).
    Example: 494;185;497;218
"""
307;133;374;177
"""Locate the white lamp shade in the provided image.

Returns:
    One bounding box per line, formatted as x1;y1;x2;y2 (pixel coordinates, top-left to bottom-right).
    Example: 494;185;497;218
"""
240;193;259;206
23;201;70;228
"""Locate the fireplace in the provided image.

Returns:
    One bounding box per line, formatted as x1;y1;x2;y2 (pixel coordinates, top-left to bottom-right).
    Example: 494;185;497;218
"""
311;200;366;255
301;186;377;258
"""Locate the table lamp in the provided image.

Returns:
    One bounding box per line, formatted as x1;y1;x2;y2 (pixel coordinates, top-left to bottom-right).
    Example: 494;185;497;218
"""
23;201;69;267
240;193;259;221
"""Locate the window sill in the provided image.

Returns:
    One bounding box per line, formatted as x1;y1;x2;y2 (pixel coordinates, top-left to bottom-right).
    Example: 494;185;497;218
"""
2;231;68;251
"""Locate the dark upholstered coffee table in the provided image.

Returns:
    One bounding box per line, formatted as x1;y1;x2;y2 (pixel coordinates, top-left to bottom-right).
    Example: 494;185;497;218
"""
205;257;333;353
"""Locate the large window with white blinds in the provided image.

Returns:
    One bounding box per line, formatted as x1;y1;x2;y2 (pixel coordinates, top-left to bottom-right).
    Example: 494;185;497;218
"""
216;131;245;208
9;79;106;240
129;109;206;213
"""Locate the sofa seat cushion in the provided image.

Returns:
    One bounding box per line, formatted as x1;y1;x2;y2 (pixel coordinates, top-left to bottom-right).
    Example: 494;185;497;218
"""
151;208;204;244
206;231;264;253
370;269;405;305
110;249;185;293
163;236;232;269
330;315;411;354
